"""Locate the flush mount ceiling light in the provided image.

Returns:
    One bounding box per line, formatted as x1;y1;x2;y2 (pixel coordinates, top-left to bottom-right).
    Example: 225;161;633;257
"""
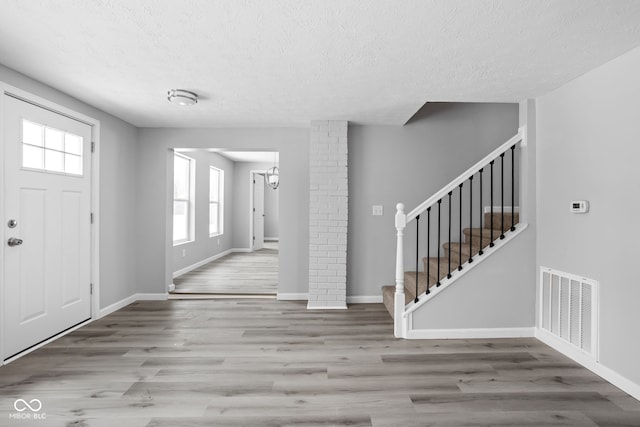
167;89;198;106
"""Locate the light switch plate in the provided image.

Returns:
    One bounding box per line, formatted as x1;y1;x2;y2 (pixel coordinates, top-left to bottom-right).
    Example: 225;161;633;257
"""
372;205;383;216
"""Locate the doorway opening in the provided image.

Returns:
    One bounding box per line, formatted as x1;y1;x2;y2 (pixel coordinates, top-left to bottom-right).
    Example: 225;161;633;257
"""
169;149;279;298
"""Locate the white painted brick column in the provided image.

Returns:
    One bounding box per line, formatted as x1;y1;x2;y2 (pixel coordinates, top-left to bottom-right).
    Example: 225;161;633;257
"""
308;120;348;309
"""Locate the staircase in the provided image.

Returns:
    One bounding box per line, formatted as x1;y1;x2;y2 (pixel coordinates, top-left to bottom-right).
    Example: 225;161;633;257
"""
382;211;519;318
384;127;528;338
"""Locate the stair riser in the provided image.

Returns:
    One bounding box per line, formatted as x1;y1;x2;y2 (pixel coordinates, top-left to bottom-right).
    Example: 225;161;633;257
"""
443;241;488;259
483;212;519;232
422;259;460;284
464;226;518;243
404;271;436;298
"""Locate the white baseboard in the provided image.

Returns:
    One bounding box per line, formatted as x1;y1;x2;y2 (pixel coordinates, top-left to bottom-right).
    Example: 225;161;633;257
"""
264;237;279;242
277;293;308;301
406;327;535;339
173;249;233;278
98;292;168;319
98;294;137;318
347;295;383;304
136;293;169;301
307;302;348;310
536;328;640;402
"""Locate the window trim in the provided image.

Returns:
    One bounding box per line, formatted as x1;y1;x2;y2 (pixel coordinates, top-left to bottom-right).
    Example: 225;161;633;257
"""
209;165;224;237
173;152;195;246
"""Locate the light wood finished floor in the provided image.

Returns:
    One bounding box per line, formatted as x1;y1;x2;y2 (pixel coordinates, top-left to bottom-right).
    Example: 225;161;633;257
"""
1;300;639;426
173;242;278;294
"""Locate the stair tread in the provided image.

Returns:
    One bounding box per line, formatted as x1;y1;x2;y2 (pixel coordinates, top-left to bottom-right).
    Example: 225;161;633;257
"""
404;271;435;298
443;241;488;259
421;257;460;284
463;227;510;240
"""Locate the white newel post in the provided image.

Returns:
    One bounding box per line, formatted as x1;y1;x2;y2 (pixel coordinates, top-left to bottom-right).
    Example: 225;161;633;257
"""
394;203;406;337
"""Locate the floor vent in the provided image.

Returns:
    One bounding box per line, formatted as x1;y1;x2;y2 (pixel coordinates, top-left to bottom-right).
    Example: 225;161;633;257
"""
539;267;599;360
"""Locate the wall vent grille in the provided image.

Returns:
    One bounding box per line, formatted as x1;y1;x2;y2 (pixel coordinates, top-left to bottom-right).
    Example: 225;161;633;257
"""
540;267;598;359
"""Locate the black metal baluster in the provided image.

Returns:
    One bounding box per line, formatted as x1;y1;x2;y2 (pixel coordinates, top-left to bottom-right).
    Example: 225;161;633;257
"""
426;207;431;294
468;175;474;264
511;145;516;232
437;199;442;286
500;152;505;239
478;168;484;256
447;192;452;279
458;183;463;271
490;160;495;248
414;215;420;303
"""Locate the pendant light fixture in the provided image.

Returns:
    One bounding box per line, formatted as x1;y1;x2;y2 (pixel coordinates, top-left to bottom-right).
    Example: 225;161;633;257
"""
265;152;279;190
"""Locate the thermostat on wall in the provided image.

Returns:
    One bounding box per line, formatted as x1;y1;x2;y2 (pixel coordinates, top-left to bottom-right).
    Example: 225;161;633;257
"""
570;200;589;213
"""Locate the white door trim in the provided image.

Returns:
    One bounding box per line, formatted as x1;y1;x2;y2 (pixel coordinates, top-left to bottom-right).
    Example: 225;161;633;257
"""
249;170;266;251
0;82;100;362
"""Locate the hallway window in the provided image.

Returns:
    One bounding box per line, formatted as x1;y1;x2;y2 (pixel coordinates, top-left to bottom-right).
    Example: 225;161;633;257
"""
173;153;194;244
209;166;224;236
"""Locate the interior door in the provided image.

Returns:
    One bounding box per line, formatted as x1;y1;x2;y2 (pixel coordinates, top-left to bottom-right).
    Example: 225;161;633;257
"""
252;174;264;251
3;95;92;360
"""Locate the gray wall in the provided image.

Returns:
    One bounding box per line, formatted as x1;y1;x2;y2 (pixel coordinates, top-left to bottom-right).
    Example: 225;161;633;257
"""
232;161;278;248
136;129;308;296
264;175;280;239
0;64;139;310
537;46;640;385
348;103;520;297
172;150;234;273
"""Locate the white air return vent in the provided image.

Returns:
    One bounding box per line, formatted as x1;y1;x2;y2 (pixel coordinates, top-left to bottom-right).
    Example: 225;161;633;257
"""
539;267;598;360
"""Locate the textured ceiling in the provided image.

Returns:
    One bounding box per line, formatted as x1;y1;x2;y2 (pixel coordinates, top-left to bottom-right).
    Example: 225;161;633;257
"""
0;1;639;127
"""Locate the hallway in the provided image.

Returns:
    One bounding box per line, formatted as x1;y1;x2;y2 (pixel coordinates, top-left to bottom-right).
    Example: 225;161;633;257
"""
172;242;278;295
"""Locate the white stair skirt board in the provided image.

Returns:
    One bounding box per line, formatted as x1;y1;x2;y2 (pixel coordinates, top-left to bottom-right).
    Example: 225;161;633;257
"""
347;295;383;304
406;327;535;340
536;328;640;402
277;293;308;301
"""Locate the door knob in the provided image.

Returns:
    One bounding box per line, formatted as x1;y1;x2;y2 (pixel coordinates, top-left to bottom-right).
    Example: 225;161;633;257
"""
7;237;23;247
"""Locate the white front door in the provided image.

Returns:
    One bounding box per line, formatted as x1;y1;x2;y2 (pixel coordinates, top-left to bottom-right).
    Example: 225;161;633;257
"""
252;174;264;251
3;95;92;360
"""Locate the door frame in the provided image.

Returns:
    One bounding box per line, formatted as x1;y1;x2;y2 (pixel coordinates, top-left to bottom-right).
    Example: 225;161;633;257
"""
249;170;266;251
0;82;101;362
